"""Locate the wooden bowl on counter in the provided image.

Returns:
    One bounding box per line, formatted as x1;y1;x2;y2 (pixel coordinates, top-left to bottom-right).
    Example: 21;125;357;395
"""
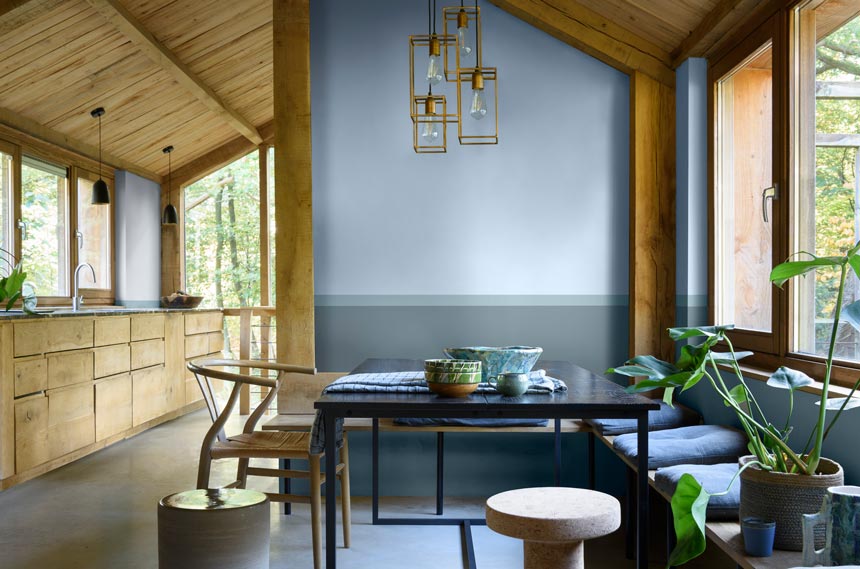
160;295;204;309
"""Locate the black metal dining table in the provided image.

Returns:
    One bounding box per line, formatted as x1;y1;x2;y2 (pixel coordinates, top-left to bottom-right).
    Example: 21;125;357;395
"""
315;358;659;569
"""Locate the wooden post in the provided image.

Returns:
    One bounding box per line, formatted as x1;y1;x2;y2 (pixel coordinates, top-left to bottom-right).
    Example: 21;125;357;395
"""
273;0;315;369
258;145;270;307
629;71;676;361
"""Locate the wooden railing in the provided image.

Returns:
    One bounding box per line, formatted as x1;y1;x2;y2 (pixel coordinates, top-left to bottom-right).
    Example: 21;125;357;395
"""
222;306;276;414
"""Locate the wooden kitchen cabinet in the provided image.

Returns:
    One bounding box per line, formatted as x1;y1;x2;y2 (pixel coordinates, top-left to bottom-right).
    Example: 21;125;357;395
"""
0;309;223;490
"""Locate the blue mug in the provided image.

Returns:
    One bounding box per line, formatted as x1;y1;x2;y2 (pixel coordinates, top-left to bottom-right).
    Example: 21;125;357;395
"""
803;485;860;566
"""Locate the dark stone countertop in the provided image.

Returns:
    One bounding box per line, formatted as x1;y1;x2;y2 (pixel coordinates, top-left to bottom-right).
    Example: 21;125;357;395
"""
0;306;222;320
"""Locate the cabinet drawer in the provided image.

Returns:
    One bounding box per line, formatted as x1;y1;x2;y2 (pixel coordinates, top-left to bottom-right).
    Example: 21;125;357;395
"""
132;366;170;426
14;357;47;397
185;311;222;336
47;349;93;390
208;331;224;354
15;395;48;473
14;319;93;357
184;334;210;359
95;374;132;441
94;344;130;378
131;339;164;370
131;314;165;342
94;317;130;346
47;383;95;460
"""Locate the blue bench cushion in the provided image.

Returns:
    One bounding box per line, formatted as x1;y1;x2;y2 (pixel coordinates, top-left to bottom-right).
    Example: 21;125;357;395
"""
392;417;549;427
613;425;748;469
587;401;701;435
655;463;739;520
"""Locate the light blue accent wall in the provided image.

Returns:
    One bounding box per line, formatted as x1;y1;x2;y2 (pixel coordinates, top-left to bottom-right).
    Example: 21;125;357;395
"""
675;58;709;327
309;0;632;496
115;171;161;307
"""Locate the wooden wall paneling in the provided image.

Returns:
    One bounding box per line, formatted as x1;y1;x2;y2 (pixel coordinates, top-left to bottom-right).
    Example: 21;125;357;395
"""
488;0;674;86
84;0;263;145
274;0;315;370
0;323;13;478
629;71;676;361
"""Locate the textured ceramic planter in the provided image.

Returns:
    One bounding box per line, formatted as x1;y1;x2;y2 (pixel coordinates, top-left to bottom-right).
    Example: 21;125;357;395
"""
739;455;844;551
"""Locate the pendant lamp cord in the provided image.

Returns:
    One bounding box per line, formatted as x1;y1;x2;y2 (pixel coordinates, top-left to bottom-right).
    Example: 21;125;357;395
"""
433;0;437;34
475;0;480;66
427;0;431;35
98;113;102;179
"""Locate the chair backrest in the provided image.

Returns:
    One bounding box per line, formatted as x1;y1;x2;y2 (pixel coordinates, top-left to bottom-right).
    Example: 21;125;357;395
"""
278;371;348;414
188;359;316;446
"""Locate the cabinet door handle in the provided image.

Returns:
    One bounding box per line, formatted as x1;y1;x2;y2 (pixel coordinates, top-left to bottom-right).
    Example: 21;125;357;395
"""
762;184;778;223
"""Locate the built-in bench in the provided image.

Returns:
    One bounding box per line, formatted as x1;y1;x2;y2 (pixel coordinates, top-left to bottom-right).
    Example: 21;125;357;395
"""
594;430;803;569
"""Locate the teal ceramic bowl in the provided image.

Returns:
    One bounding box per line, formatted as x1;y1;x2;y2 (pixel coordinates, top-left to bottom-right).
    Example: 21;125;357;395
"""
424;359;482;374
442;346;543;383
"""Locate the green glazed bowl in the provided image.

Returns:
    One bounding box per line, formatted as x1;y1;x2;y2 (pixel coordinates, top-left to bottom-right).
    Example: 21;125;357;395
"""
423;369;481;385
424;359;482;373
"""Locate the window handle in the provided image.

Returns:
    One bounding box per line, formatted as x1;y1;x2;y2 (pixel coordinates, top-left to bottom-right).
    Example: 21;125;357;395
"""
16;219;27;241
762;184;778;223
75;230;83;250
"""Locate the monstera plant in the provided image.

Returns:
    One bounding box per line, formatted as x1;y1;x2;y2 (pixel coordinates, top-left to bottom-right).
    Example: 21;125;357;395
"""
609;241;860;566
0;247;36;313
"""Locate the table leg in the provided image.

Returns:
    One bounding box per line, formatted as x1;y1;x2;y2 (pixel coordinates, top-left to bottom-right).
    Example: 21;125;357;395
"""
372;418;379;525
637;413;649;569
324;414;338;569
587;432;596;490
554;418;561;486
280;458;291;515
436;432;444;515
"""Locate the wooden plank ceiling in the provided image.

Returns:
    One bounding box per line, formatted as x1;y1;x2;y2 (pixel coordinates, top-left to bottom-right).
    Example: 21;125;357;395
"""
0;0;760;180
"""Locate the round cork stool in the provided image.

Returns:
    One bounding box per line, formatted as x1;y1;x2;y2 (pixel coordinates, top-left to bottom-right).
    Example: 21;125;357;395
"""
158;488;270;569
486;487;621;569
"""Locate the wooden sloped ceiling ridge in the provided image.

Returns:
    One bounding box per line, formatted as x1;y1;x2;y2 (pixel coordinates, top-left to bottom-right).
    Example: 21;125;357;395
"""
488;0;675;85
671;0;769;66
84;0;263;145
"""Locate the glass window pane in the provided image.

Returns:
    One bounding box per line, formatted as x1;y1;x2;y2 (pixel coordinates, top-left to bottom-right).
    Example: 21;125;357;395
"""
76;175;111;289
0;151;13;263
795;3;860;360
184;152;260;308
21;156;69;297
715;43;774;332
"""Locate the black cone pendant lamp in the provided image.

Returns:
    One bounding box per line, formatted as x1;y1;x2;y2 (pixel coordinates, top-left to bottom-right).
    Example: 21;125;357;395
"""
90;107;110;205
161;145;178;225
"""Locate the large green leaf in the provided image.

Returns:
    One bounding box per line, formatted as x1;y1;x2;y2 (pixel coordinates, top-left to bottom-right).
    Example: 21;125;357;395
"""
767;367;814;391
709;351;753;364
668;325;733;341
677;337;721;371
667;474;711;567
723;384;748;407
626;355;679;378
842;300;860;332
771;257;844;288
849;254;860;282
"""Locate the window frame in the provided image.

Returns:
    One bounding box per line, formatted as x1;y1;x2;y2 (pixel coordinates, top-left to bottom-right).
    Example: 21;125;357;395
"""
0;132;116;307
709;1;860;387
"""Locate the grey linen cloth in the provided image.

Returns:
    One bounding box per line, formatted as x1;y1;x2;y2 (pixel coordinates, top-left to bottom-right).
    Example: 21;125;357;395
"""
309;370;566;455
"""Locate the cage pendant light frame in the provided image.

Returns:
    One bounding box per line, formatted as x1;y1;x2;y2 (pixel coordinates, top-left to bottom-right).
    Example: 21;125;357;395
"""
456;66;498;145
442;5;481;82
412;93;449;153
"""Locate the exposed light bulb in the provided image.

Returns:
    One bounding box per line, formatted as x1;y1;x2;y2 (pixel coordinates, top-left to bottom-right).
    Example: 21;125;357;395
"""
469;70;487;120
457;9;471;57
421;98;441;144
426;36;443;85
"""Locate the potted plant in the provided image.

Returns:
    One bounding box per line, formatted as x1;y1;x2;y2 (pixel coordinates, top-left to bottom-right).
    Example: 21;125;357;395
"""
0;247;36;313
609;242;860;566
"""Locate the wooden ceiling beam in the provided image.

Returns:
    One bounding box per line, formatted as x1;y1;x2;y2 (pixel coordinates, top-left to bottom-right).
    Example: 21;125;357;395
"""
0;105;161;182
488;0;675;86
85;0;263;145
169;120;273;189
671;0;764;67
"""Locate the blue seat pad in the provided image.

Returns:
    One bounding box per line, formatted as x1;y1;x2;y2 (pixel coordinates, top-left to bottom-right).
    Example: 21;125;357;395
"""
586;401;701;435
613;424;748;469
655;463;739;520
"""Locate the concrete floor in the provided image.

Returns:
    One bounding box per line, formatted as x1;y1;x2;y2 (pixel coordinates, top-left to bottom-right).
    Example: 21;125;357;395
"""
0;410;732;568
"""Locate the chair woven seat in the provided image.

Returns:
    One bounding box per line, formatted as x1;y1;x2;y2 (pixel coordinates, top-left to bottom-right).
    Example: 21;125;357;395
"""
212;431;311;459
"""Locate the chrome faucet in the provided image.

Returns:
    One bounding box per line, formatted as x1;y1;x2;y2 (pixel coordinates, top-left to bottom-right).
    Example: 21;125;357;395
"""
73;263;96;311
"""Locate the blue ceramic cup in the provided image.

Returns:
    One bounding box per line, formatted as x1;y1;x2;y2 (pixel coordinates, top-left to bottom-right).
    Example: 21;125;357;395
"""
742;517;776;557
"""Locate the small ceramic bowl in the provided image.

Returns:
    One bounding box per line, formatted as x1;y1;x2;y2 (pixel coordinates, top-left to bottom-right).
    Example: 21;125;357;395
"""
424;360;481;397
424;359;482;374
424;370;482;384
